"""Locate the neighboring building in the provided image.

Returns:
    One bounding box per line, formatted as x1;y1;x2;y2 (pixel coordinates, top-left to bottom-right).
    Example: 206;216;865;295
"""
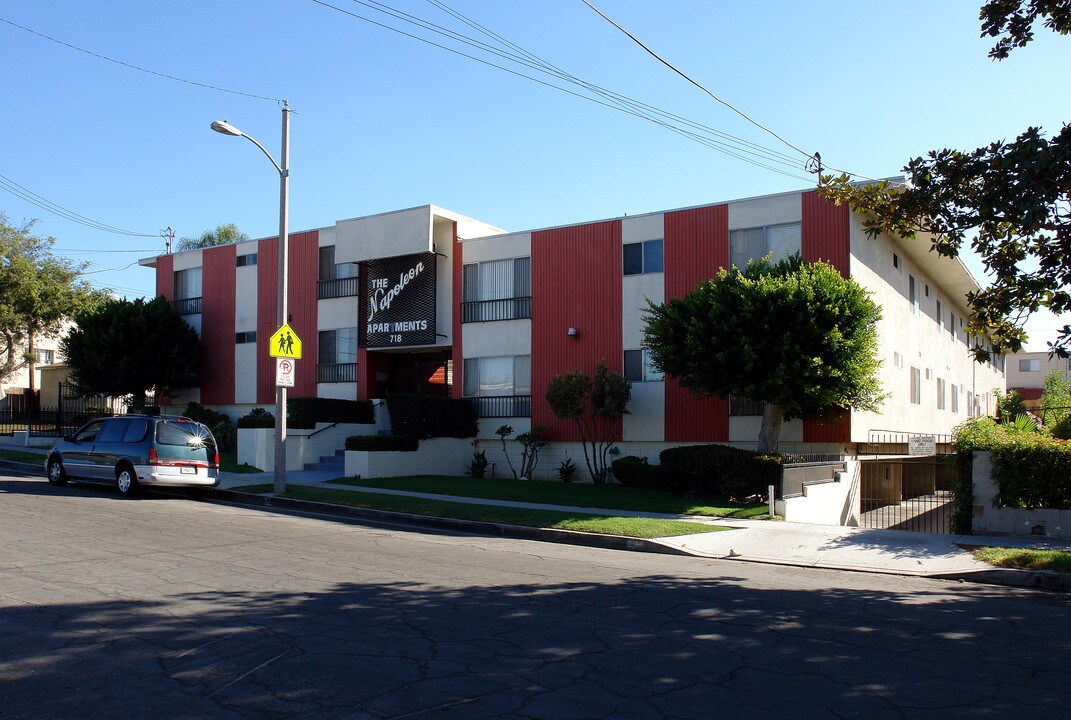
1006;350;1071;410
0;334;66;410
140;187;1005;458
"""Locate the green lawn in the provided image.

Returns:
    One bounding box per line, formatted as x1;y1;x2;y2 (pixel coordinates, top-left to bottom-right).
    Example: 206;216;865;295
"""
231;483;731;539
327;474;768;519
0;448;47;464
219;452;262;474
973;546;1071;573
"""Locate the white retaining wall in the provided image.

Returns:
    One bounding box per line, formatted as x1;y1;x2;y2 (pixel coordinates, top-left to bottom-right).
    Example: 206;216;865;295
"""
972;452;1071;540
775;462;860;526
345;437;474;479
239;423;377;472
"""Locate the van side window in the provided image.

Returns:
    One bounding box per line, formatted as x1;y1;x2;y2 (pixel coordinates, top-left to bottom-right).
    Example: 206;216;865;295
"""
122;419;149;443
74;420;106;443
96;419;130;444
157;420;201;446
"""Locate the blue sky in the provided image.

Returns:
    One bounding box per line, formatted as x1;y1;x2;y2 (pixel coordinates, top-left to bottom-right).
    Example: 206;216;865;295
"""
2;1;1069;349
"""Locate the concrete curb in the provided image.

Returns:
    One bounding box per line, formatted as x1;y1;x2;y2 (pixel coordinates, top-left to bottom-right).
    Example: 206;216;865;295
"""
201;488;694;558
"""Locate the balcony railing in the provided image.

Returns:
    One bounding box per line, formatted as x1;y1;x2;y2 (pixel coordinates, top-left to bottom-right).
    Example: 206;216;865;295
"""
728;395;764;416
172;296;202;315
461;297;531;323
318;276;359;300
317;363;357;384
466;395;532;418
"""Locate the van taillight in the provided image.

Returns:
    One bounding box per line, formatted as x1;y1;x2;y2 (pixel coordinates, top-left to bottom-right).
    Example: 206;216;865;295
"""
149;448;159;465
214;451;219;468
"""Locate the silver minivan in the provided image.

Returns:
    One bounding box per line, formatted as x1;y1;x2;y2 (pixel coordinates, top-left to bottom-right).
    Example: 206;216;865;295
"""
45;415;220;497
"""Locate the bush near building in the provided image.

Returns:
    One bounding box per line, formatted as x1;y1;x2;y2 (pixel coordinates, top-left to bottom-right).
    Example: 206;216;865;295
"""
385;394;477;439
954;417;1071;510
659;445;802;501
345;435;418;452
287;397;374;429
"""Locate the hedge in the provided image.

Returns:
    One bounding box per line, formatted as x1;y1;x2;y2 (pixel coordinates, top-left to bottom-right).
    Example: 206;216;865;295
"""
237;408;275;428
954;417;1071;509
611;456;677;491
288;397;375;429
386;394;477;439
659;444;800;500
345;434;419;452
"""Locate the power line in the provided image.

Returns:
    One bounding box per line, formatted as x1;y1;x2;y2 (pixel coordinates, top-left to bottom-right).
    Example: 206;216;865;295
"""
0;172;158;238
0;16;283;103
310;0;812;181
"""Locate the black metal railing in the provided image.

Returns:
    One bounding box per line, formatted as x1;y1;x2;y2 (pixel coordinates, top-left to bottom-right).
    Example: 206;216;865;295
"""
318;276;359;300
859;458;956;533
172;296;202;315
728;395;765;416
461;297;531;323
467;395;532;418
317;363;357;384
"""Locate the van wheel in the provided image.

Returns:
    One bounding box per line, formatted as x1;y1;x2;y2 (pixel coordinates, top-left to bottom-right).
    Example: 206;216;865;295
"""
47;458;68;486
116;465;139;497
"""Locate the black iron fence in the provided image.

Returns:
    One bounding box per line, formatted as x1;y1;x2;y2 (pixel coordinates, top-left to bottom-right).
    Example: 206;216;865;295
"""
461;297;532;323
172;296;202;315
858;457;957;533
467;395;532;418
317;363;358;384
318;277;359;300
1;382;158;439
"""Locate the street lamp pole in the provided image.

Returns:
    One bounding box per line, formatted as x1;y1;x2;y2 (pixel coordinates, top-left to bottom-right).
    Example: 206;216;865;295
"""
211;100;291;496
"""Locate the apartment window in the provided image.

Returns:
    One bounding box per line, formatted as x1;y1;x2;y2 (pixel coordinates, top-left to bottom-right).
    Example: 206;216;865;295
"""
967;391;975;417
173;267;202;315
950;311;956;340
236;253;257;267
1019;358;1041;372
317;246;358;299
892;252;900;270
463;355;531;397
937;300;943;331
235;331;257;344
623;239;664;275
893;351;903;369
909;275;919;315
924;284;931;298
462;257;531;322
623;349;663;382
925;368;932;381
910;366;921;405
951;384;958;413
937;378;946;410
730;222;801;268
317;328;358;383
35;348;55;364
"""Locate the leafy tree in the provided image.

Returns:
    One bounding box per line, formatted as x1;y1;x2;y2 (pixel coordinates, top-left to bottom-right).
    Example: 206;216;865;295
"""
0;214;107;394
643;256;883;453
545;360;631;484
1040;368;1071;425
994;388;1029;422
177;223;249;252
62;296;202;410
820;1;1071;358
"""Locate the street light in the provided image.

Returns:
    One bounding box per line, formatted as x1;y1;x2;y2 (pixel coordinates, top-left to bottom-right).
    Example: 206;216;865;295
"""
212;100;291;496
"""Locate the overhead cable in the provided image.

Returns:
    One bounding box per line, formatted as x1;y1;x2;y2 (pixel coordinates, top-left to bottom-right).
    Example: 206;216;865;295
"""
0;172;157;237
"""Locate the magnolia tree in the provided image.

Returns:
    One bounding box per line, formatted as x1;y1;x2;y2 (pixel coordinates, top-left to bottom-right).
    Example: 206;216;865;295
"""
821;1;1071;358
643;256;884;452
545;360;631;484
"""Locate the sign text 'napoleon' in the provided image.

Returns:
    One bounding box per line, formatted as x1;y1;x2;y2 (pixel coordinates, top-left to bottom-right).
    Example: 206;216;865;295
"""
359;252;437;348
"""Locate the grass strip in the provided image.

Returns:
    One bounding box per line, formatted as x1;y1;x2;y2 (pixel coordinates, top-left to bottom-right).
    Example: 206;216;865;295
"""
327;474;766;518
231;483;730;539
972;546;1071;574
219;452;263;474
0;448;47;464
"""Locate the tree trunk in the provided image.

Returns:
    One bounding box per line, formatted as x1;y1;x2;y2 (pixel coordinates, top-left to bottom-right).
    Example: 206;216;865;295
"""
758;403;784;454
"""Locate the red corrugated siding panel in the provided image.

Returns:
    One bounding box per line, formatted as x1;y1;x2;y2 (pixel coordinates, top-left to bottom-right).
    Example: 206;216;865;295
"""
532;221;623;441
802;191;849;277
156;254;174;300
257;238;279;405
802;192;852;441
663;205;729;442
200;245;236;405
451;222;463;399
287;231;319;398
804;409;851;443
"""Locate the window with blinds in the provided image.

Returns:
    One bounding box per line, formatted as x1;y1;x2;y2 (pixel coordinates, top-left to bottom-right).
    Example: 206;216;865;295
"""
461;257;531;322
729;222;800;268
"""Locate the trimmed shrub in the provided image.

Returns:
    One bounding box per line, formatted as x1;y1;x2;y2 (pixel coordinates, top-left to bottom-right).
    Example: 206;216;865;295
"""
954;417;1071;509
237;408;275;428
288;397;375;429
659;444;795;500
611;456;674;490
386;394;477;439
345;434;419;452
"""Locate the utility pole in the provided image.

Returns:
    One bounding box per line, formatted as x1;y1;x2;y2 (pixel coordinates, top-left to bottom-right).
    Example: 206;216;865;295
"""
161;226;175;254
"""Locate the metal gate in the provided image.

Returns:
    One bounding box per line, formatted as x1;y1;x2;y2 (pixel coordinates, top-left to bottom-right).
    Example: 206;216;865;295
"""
859;457;957;534
22;382;156;438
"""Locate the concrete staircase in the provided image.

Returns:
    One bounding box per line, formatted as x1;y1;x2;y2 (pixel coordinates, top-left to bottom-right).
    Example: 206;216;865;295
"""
304;449;345;474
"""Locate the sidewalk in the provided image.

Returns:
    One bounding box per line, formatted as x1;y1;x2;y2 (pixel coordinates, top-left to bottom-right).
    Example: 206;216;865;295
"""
217;469;1071;590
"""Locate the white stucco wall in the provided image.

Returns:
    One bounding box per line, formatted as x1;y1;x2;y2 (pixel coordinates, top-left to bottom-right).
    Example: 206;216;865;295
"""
728;192;801;230
334;206;433;264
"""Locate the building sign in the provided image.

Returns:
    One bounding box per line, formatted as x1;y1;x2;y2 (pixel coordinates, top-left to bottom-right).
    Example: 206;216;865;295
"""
908;435;936;456
359;252;437;348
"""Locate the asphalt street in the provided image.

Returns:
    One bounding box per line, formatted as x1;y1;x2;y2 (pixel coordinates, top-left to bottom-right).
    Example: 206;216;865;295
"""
1;472;1068;719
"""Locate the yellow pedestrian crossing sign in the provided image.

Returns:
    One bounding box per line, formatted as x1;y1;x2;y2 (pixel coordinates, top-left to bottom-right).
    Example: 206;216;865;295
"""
269;324;302;359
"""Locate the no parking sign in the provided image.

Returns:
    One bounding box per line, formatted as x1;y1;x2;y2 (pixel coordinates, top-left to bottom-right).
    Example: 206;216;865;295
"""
275;358;296;388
